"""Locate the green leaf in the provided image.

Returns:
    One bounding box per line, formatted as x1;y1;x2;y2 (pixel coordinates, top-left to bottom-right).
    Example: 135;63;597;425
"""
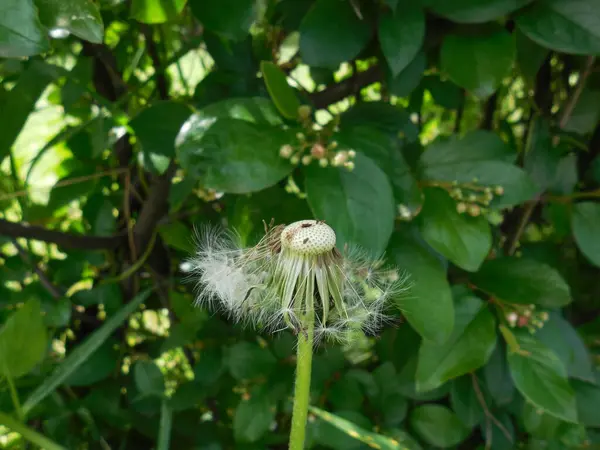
305;153;395;256
410;404;470;448
516;0;600;55
22;290;152;416
522;401;563;440
536;312;595;383
189;0;256;41
0;0;48;57
506;334;577;423
233;389;276;443
516;30;549;86
421;130;515;164
131;0;187;24
471;257;572;308
563;88;600;135
418;188;491;272
337;126;423;217
130;101;191;174
169;381;207;411
178;116;294;194
416;294;497;392
388;231;454;343
524;117;573;193
572;202;600;267
426;0;533;23
196;97;283;126
299;0;371;69
387;51;426;98
260;61;301;120
64;339;118;386
572;379;600;428
158;221;193;253
35;0;104;43
309;406;403;449
329;375;365;411
378;5;425;77
483;343;515;406
0;299;47;378
134;360;165;396
441;28;515;98
226;342;276;381
0;61;59;159
450;376;486;429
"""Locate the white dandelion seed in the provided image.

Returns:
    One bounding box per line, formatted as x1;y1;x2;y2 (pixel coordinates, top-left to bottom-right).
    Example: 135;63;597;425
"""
186;219;410;344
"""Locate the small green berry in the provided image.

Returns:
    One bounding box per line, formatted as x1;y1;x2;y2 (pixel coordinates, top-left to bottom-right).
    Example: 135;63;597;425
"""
456;202;467;213
302;155;312;165
467;204;481;217
290;155;300;165
297;105;312;120
319;158;329;168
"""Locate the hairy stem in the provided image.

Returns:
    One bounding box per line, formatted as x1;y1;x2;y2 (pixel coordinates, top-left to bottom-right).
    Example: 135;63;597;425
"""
289;311;315;450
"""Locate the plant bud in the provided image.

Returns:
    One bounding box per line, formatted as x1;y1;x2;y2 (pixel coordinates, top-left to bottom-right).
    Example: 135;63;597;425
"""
328;141;338;150
296;132;305;141
297;105;311;120
279;144;293;158
290;155;300;165
467;204;481;217
319;158;329;168
332;151;347;166
456;202;467;213
344;161;355;171
507;312;518;327
494;186;504;195
348;149;356;158
302;155;312;165
310;143;326;159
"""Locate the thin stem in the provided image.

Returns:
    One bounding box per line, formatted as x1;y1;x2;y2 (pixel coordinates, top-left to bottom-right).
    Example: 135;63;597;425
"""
289;311;315;450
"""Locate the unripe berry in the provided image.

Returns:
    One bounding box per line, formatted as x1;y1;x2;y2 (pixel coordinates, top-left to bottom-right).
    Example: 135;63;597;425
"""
290;155;300;165
319;158;329;168
468;204;481;217
298;105;312;120
302;155;312;165
456;202;467;213
279;144;293;158
348;150;356;158
344;161;355;171
494;186;504;195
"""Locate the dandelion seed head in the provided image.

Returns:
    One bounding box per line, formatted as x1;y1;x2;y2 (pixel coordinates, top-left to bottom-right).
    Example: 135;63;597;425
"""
281;220;336;255
187;219;410;345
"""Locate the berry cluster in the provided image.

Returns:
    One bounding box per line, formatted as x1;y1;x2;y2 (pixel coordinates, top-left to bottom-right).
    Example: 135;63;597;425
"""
505;304;549;334
278;105;356;171
429;180;505;217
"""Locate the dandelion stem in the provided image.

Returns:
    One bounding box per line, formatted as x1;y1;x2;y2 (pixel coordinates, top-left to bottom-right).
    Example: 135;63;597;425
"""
289;311;315;450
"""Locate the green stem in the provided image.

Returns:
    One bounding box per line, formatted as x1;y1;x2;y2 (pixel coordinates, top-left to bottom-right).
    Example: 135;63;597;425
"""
289;312;315;450
0;411;66;450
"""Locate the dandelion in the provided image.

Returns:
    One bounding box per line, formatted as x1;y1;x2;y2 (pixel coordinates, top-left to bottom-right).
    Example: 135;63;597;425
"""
187;219;409;450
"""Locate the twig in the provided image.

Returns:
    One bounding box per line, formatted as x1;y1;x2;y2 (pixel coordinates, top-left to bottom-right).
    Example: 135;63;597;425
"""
558;56;596;131
0;219;127;251
11;239;64;299
506;200;536;256
309;65;382;109
507;56;596;254
471;373;513;446
1;168;128;202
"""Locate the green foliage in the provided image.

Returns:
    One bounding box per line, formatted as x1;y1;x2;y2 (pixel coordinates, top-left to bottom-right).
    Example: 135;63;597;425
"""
1;0;600;449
